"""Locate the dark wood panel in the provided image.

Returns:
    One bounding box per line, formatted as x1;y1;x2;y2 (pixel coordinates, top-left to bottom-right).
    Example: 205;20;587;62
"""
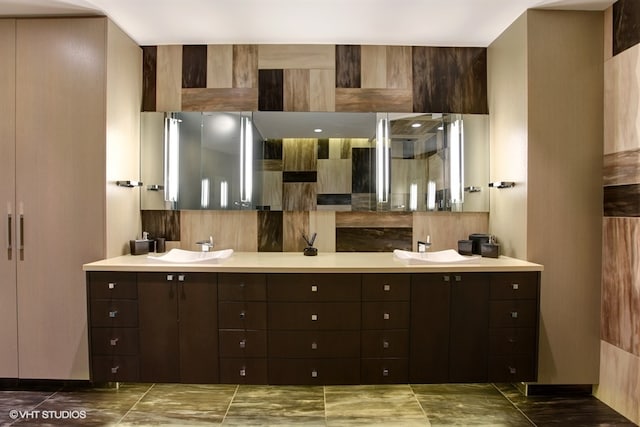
412;46;487;114
91;355;139;382
604;184;640;217
258;210;283;252
336;227;412;252
335;88;413;112
142;45;157;111
362;274;410;301
268;302;361;330
317;138;329;159
219;330;267;358
361;358;408;384
268;273;361;301
490;272;539;300
233;44;258;88
182;88;258;111
613;0;640;56
259;139;283;160
182;45;207;88
91;327;139;356
489;300;538;329
218;302;268;329
218;273;267;301
258;69;284;111
361;330;409;358
362;301;410;330
90;300;138;328
141;210;180;242
88;272;137;300
489;328;537;356
283;171;318;182
335;45;361;88
268;330;360;358
488;354;536;382
317;194;351;206
220;358;268;384
352;147;375;193
269;358;360;385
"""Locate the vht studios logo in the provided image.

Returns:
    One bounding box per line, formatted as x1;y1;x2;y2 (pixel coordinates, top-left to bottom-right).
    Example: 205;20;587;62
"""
9;409;87;420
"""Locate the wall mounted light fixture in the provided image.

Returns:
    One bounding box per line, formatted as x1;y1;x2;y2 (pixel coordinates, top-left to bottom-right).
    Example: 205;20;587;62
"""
376;113;390;204
164;113;180;203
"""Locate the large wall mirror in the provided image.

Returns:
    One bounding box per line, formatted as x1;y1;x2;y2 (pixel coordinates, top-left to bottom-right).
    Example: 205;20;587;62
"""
141;111;489;212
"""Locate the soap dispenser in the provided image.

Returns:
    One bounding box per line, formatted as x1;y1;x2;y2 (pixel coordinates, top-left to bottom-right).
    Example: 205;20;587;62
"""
480;235;500;258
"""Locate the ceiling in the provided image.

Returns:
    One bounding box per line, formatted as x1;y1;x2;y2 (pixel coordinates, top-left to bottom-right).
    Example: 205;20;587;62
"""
0;0;614;47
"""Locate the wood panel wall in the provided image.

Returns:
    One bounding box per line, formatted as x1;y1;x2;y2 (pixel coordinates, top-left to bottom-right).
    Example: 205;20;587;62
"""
142;44;487;114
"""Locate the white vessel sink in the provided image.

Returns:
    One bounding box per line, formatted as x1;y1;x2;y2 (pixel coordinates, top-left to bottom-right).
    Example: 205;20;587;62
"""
393;249;480;264
149;248;234;264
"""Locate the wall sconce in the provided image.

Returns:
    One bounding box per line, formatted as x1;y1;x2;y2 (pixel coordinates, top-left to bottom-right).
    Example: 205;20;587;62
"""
164;113;180;204
376;113;390;204
239;113;253;206
489;181;516;189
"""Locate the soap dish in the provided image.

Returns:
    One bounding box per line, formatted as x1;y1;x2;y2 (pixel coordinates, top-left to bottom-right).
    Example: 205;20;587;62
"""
480;242;499;258
130;239;150;255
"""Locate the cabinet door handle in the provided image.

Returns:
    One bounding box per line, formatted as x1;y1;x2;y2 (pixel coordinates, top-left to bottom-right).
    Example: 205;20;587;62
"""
239;367;246;377
383;312;390;320
18;214;24;251
311;285;318;292
510;311;519;318
239;339;246;349
311;314;318;321
108;282;116;290
443;275;450;282
110;338;119;346
512;283;519;290
239;311;246;319
383;340;390;349
311;342;318;350
111;366;119;374
178;274;185;282
508;366;517;375
383;284;391;292
311;369;318;378
6;213;11;254
454;275;462;282
109;310;118;318
166;274;174;281
382;368;390;377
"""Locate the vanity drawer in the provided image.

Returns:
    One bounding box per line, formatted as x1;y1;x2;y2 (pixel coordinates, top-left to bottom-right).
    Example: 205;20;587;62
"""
489;328;536;356
90;300;138;328
362;301;410;329
269;358;360;385
362;274;410;301
218;302;267;329
488;354;536;382
267;274;360;301
219;358;268;384
268;302;361;330
91;355;139;382
91;327;139;355
88;272;137;300
489;300;538;328
218;273;266;301
361;358;408;384
490;273;539;300
219;330;267;358
361;330;409;358
268;331;360;358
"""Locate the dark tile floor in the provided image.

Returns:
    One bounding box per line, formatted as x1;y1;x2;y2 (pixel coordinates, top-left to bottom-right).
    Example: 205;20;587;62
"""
0;383;635;426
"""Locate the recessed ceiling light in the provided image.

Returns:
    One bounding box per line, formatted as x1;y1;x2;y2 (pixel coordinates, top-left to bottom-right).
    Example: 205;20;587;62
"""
411;123;422;128
314;128;323;133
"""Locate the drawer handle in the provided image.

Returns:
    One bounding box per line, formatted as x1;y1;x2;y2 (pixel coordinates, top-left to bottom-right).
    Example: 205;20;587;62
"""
110;338;119;346
239;339;246;349
512;283;519;290
383;340;390;349
509;366;517;375
178;274;185;282
311;314;318;321
311;369;318;378
508;337;517;344
111;366;119;374
239;311;246;319
239;367;246;377
109;310;118;318
383;313;390;320
239;282;245;288
383;284;391;292
167;274;174;281
454;275;462;282
311;285;318;292
382;368;389;377
108;282;116;290
511;311;519;319
311;342;318;350
443;275;450;282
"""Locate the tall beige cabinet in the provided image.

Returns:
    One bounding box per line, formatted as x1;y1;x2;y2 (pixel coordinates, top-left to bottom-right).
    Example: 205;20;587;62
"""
0;17;141;380
488;10;603;385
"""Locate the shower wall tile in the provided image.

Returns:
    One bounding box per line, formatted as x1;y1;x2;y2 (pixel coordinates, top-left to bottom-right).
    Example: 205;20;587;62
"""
336;227;412;252
258;44;335;69
141;210;181;241
412;46;487;114
317;159;351;194
613;0;640;56
181;88;258;111
207;44;233;88
335;88;413;112
283;211;309;252
156;44;182;111
258;210;283;252
309;211;336;252
181;210;258;252
604;149;640;186
283;183;317;211
601;217;640;355
284;69;310;111
336;45;361;88
256;171;282;211
233;45;258;88
258;69;283;111
142;46;157;111
182;45;207;88
351;194;376;211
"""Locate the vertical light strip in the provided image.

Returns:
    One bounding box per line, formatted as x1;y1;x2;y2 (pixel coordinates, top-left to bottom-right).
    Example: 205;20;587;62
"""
376;113;390;204
449;118;463;206
409;183;418;211
164;114;180;203
220;180;228;209
240;113;253;205
427;181;436;210
200;178;210;208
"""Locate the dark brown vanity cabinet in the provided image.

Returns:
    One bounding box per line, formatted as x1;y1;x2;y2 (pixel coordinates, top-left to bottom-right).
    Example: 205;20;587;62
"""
361;274;410;384
267;273;362;385
137;273;218;383
218;273;268;384
87;272;140;382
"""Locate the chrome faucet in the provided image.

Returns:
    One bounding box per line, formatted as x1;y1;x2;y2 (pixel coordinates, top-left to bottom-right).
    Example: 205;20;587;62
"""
417;235;431;253
196;236;214;252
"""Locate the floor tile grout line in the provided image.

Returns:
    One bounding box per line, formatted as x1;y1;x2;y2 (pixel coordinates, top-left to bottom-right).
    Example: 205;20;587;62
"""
409;384;432;426
115;383;155;425
220;384;239;425
6;387;62;427
492;383;537;427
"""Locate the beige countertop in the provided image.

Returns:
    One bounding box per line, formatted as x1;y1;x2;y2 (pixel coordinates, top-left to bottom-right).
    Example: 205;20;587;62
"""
83;251;543;273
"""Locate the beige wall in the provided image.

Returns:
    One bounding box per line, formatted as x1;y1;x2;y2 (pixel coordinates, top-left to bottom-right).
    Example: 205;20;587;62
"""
488;10;603;385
